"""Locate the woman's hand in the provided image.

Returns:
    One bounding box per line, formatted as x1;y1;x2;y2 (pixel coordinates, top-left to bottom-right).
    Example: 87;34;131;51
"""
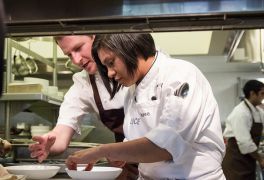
65;147;101;170
28;134;56;162
107;158;126;168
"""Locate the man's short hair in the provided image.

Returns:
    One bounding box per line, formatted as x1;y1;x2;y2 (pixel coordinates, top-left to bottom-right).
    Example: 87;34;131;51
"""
243;79;264;98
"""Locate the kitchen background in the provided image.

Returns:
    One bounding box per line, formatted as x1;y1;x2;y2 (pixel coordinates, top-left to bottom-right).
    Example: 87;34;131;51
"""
1;0;264;166
1;29;264;141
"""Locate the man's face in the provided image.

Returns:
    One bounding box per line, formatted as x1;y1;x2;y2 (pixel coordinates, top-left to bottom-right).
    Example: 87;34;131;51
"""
57;35;97;74
255;87;264;105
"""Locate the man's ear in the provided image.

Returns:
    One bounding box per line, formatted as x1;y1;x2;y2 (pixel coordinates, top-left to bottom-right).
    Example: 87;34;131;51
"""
249;90;257;98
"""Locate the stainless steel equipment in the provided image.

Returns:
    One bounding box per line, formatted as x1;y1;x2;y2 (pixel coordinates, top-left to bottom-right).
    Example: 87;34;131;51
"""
10;140;100;162
3;0;264;36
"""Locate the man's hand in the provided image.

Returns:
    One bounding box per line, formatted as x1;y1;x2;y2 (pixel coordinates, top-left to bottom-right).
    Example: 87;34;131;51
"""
28;134;56;162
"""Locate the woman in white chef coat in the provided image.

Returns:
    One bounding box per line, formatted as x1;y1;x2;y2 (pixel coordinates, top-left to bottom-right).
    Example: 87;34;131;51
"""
222;79;264;180
65;33;226;179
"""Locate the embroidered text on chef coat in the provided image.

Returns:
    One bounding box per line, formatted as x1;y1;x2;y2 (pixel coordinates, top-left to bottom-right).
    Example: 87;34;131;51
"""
130;112;151;125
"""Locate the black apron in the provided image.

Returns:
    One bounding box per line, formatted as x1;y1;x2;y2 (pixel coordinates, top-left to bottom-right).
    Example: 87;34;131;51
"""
222;100;263;180
89;75;138;180
89;75;125;142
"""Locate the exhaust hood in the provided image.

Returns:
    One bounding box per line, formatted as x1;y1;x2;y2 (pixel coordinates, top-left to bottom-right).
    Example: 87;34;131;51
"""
3;0;264;37
227;29;263;64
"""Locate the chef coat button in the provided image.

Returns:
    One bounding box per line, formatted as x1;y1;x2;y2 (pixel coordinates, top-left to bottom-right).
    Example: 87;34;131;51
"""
151;96;157;100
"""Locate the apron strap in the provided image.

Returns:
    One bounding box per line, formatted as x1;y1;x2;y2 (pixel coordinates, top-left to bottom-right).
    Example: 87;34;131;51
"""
244;100;256;123
89;74;104;111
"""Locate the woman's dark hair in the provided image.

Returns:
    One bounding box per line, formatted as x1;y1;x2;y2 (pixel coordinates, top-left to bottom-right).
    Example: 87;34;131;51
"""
92;33;156;97
243;80;264;98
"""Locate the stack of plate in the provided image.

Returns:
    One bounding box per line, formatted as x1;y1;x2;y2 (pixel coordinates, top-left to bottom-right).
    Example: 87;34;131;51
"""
24;77;49;94
30;125;50;137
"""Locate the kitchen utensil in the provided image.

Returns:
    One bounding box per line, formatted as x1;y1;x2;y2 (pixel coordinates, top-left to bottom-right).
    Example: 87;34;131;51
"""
65;166;122;180
5;165;60;179
12;54;29;76
25;57;38;74
65;59;81;72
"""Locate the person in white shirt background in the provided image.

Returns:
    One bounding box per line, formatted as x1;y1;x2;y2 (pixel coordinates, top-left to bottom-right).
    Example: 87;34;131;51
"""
65;33;226;180
222;79;264;180
28;35;137;180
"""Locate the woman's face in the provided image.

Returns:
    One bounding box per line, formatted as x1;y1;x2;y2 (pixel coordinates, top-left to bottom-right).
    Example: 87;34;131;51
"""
98;48;138;87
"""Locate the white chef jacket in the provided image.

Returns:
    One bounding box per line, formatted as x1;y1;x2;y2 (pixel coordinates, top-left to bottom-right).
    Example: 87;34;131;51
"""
223;99;264;154
57;70;128;135
123;52;226;180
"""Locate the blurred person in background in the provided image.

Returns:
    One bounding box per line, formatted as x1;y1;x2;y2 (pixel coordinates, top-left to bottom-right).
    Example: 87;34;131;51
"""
222;79;264;180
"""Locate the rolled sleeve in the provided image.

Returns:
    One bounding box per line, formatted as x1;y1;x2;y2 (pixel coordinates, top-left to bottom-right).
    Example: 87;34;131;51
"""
238;142;257;154
57;71;93;135
145;124;192;162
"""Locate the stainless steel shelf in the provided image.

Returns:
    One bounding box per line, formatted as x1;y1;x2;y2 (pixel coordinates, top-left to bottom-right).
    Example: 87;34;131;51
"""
0;93;62;105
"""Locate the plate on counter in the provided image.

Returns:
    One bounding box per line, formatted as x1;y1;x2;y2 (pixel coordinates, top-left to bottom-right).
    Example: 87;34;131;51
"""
69;142;101;147
65;166;122;180
5;165;60;179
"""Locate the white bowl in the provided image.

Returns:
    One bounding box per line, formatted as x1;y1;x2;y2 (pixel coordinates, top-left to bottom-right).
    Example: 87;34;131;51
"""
65;166;122;180
5;165;60;179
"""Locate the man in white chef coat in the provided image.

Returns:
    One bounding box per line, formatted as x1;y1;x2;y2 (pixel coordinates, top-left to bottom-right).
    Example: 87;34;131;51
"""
222;79;264;180
28;35;139;180
29;35;127;160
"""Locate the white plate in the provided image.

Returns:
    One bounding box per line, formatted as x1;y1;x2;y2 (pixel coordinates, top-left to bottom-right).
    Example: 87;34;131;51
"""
5;165;60;179
66;166;122;180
